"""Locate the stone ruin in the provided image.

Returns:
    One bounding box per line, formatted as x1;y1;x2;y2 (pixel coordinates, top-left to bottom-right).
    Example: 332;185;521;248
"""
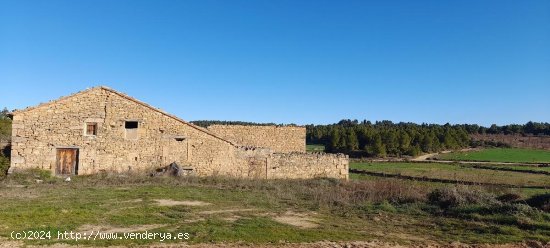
10;86;348;180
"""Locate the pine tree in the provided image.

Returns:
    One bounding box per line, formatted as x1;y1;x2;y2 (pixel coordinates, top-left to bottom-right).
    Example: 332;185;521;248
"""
345;129;359;151
398;131;411;152
329;129;341;152
421;135;432;152
372;134;386;157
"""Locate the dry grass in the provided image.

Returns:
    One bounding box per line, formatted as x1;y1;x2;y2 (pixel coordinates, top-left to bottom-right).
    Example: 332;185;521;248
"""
1;169;550;245
2;168;429;212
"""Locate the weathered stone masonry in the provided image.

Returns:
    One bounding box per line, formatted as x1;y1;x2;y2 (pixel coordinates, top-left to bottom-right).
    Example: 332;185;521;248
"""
10;87;348;180
207;125;306;153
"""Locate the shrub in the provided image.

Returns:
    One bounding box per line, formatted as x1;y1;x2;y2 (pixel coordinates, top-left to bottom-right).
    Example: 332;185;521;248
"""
525;193;550;212
0;155;9;178
428;185;498;209
377;200;397;212
3;168;57;184
497;193;522;203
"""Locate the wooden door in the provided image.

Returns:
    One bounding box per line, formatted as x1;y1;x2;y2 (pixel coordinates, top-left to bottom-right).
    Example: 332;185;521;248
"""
56;148;78;175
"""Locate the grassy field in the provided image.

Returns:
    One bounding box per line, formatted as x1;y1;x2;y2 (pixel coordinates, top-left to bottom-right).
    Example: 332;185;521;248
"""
306;144;325;152
435;148;550;163
0;154;9;177
459;163;550;174
350;162;550;188
1;171;549;246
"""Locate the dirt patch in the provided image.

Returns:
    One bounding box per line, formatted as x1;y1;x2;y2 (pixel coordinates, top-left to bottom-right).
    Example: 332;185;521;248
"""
184;218;206;223
221;216;241;222
272;211;319;229
193;208;258;223
196;208;257;223
77;224;165;234
412;148;478;162
199;208;256;215
154;199;211;207
373;231;430;243
411;152;440;161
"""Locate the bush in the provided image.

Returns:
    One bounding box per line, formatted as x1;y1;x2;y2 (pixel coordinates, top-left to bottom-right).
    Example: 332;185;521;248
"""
3;168;57;184
0;155;9;178
497;193;522;203
428;185;498;209
525;193;550;212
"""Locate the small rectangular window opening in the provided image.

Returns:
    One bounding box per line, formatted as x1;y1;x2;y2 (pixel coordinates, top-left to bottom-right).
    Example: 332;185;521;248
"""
125;121;138;129
86;123;97;136
125;121;139;140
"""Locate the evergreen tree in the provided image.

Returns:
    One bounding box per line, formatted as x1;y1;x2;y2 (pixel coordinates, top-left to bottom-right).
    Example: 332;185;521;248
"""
398;131;411;152
328;128;342;152
345;129;359;151
0;108;9;120
420;135;432;152
371;134;386;157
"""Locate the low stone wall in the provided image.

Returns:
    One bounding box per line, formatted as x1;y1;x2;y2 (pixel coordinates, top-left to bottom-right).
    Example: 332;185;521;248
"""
233;147;349;180
207;125;306;153
268;152;348;180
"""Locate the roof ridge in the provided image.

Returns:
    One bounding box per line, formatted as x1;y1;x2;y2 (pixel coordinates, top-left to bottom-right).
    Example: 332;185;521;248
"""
13;86;237;146
12;86;102;114
100;87;237;146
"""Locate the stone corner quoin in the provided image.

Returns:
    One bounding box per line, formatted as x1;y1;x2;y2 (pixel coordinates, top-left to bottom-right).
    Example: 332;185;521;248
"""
10;86;349;180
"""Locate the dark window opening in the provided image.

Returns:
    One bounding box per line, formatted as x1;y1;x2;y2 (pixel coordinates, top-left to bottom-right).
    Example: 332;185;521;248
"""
125;121;138;129
86;123;97;136
125;121;139;140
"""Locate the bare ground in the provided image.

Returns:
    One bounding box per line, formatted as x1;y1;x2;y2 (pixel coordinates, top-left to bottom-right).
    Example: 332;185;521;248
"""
154;199;212;207
0;238;546;248
272;211;320;229
76;224;167;234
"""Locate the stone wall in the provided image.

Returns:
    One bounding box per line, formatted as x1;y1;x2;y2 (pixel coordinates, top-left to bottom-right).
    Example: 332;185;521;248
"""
10;86;348;180
268;152;349;180
10;87;247;177
233;148;349;180
207;125;306;153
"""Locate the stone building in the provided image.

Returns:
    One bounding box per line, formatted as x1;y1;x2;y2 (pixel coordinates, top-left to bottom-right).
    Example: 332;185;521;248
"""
207;125;306;153
10;86;348;179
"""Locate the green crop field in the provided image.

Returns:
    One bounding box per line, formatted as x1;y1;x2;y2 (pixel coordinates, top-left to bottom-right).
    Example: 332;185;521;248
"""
435;148;550;163
350;162;550;188
459;163;550;174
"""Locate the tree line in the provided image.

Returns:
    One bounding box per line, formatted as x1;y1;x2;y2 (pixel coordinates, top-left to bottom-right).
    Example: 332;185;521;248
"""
191;120;298;128
0;105;548;157
473;122;550;136
307;120;550;158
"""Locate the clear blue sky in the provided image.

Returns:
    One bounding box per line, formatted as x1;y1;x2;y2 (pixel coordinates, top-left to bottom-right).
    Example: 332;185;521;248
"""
1;0;549;126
